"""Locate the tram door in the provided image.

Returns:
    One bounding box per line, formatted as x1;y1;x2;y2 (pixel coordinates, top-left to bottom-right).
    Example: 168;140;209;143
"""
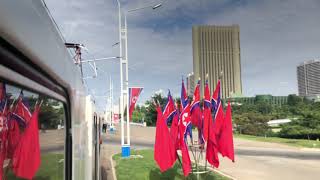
93;113;99;180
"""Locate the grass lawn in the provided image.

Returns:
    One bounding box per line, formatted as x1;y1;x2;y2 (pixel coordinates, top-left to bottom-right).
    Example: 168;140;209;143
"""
234;134;320;149
113;149;229;180
6;153;64;180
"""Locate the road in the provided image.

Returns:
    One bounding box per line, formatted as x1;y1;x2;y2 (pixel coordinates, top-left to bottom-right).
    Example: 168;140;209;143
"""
102;124;320;180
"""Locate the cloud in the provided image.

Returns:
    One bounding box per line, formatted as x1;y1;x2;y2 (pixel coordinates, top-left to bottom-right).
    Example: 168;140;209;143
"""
44;0;320;111
204;0;320;96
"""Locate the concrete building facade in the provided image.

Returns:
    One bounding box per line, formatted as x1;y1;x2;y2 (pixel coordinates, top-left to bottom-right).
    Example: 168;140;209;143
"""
186;72;195;95
192;25;242;98
297;60;320;96
226;95;288;106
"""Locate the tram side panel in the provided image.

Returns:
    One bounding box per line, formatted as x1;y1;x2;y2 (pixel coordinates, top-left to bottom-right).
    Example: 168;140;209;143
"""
71;89;87;180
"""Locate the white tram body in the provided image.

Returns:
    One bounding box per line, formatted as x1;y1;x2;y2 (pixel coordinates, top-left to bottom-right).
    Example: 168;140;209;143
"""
0;0;101;180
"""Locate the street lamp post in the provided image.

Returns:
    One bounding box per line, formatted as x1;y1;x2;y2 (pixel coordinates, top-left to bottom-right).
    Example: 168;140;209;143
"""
115;0;163;157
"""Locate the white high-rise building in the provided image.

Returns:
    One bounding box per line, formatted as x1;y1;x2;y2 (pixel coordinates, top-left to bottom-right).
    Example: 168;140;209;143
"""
297;60;320;96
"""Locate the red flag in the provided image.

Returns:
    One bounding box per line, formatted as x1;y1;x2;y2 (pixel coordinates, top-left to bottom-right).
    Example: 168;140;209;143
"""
129;87;143;120
0;82;8;180
179;104;192;176
0;83;6;112
154;105;176;172
203;81;211;142
218;102;235;162
13;104;41;179
213;102;224;141
7;92;32;159
206;121;220;168
181;79;192;141
113;114;119;124
163;91;176;123
211;80;224;137
190;80;201;128
12;93;32;126
7;118;21;159
170;104;179;151
206;81;224;168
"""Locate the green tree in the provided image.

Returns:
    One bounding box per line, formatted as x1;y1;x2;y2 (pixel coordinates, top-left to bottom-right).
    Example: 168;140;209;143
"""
144;93;166;126
234;112;270;136
287;94;303;106
279;111;320;139
38;98;64;129
256;102;272;115
131;105;146;123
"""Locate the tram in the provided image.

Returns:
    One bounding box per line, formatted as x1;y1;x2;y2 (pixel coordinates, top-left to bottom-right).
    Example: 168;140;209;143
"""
0;0;101;180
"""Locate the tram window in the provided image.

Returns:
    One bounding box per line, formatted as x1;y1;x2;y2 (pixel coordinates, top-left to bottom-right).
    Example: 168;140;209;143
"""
0;81;65;180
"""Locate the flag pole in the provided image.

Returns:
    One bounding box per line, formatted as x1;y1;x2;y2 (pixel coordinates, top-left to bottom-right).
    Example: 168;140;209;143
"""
205;73;209;171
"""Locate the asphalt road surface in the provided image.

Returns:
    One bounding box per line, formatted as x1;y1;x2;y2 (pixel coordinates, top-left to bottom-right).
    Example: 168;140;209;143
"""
103;124;320;180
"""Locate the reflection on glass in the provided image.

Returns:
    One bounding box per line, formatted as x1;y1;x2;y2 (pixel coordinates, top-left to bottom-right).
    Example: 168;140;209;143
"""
0;82;65;180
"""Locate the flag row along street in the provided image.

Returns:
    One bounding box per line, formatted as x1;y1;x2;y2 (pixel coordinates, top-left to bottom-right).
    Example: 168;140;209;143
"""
154;79;235;177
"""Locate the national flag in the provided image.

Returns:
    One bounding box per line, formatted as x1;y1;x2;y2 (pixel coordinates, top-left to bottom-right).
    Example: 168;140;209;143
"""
0;83;8;179
0;83;7;113
184;124;193;142
190;80;204;144
11;91;32;127
7;91;32;159
113;114;119;124
163;91;176;123
206;80;224;168
181;79;192;141
190;80;201;128
218;102;235;162
206;123;220;168
181;79;188;109
13;104;41;179
178;103;192;176
0;83;8;132
129;87;143;120
212;80;224;138
202;80;211;142
154;104;177;172
211;80;220;113
170;102;179;151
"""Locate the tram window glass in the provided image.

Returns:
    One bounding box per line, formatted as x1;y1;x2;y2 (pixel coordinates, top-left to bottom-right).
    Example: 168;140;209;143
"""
0;81;65;180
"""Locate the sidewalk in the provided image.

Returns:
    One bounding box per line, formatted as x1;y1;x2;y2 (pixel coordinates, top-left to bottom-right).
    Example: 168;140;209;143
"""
100;135;120;180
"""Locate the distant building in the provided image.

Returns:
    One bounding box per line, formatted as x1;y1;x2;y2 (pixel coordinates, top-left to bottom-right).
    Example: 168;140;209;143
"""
192;25;242;98
226;94;288;106
305;94;320;102
267;119;292;127
268;119;292;132
186;72;195;95
297;60;320;96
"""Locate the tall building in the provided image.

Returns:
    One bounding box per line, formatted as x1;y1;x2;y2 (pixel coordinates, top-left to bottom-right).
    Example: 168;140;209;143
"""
297;60;320;96
186;72;195;95
192;25;242;98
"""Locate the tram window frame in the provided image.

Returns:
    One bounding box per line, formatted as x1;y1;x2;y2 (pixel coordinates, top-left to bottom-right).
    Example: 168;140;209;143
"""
0;39;72;180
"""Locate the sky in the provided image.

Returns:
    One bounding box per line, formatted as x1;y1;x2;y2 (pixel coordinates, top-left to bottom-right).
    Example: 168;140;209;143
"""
45;0;320;111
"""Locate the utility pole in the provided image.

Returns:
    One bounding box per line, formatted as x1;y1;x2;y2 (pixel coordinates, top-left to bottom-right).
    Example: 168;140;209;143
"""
115;0;163;157
110;77;114;127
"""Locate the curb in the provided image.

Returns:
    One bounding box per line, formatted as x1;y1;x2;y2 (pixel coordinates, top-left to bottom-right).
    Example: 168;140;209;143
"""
110;153;117;180
212;168;237;180
300;148;320;152
189;160;236;180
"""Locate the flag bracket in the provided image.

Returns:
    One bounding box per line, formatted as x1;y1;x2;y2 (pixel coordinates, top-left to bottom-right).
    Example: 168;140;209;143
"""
188;142;210;178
